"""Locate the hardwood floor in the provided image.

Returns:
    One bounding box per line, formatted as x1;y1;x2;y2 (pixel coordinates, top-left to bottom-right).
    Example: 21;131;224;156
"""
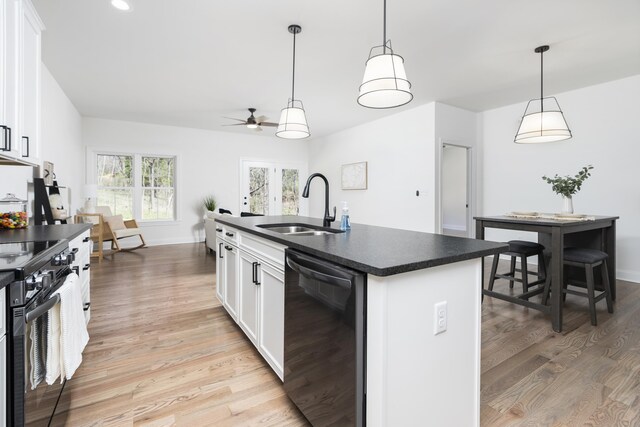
53;244;640;426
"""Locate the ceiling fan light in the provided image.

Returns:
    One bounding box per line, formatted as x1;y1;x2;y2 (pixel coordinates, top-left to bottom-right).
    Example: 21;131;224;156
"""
515;97;572;143
246;123;258;129
276;101;310;140
111;0;131;11
358;50;413;109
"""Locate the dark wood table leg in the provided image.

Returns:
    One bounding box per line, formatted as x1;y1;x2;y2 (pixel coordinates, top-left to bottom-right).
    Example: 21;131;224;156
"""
476;220;485;288
551;228;564;332
606;221;617;300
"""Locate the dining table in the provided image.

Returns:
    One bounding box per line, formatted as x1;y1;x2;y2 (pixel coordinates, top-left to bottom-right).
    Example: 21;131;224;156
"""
475;214;618;332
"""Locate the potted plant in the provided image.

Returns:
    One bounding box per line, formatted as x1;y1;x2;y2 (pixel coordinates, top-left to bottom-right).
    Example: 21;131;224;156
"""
542;165;593;214
203;196;217;216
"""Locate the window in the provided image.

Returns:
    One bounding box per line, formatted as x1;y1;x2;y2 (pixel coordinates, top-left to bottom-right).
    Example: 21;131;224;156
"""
95;153;176;222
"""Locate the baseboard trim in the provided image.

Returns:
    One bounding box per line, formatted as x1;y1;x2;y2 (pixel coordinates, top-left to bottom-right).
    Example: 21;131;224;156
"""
617;269;640;284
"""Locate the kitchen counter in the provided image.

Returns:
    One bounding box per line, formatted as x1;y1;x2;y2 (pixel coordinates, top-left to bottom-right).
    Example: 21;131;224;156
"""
0;224;92;244
215;215;506;276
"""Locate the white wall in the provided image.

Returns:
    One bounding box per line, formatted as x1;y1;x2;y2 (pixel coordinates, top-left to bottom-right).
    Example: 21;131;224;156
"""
308;103;436;232
0;64;82;217
82;118;309;246
480;75;640;283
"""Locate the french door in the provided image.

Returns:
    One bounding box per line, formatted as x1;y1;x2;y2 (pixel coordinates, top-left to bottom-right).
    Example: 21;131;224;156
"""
240;161;307;216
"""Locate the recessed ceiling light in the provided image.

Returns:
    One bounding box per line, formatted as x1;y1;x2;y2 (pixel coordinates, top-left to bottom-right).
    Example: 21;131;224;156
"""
111;0;131;11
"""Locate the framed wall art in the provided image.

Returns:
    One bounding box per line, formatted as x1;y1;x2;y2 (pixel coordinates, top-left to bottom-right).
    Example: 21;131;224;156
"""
341;161;368;190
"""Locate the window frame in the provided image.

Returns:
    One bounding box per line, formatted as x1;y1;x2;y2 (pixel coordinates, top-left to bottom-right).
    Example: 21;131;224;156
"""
87;148;180;225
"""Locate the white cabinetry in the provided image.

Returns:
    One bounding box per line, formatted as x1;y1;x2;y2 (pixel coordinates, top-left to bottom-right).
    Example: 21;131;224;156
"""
69;230;91;323
215;220;286;380
217;225;239;322
0;288;6;427
0;0;42;165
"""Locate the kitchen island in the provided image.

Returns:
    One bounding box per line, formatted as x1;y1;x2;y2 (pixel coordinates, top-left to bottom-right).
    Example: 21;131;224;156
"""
214;215;505;427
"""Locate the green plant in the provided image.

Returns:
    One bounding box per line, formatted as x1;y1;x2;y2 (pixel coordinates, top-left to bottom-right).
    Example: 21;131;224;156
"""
542;165;594;198
203;196;217;211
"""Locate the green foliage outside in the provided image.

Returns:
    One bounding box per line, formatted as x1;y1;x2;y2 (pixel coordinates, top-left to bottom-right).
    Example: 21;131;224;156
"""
542;165;594;198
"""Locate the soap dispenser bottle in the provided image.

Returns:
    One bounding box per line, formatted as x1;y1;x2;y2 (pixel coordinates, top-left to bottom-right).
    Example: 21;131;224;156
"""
340;201;351;231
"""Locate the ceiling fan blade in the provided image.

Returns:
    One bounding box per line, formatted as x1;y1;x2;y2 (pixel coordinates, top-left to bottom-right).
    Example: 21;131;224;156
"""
222;116;247;123
259;122;279;127
254;126;263;132
222;123;247;127
255;115;268;123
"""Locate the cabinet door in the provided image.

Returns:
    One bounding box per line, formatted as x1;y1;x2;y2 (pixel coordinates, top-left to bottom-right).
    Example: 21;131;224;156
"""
259;262;284;379
238;250;259;345
215;237;225;304
223;244;239;321
19;1;41;163
0;288;5;337
0;0;21;158
0;335;5;427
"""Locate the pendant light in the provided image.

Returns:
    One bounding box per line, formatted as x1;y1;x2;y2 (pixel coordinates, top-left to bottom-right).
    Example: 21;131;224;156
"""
276;25;310;139
358;0;413;109
514;45;572;143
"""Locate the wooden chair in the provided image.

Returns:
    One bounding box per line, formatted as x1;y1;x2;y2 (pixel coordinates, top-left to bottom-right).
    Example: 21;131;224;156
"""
83;206;146;253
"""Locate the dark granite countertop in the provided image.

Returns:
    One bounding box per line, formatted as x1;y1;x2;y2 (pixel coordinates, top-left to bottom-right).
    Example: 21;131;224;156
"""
0;224;92;244
215;215;506;276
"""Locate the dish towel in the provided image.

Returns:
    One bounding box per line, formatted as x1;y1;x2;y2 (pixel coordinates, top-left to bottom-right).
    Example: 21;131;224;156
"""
55;273;90;381
29;312;47;389
45;303;62;385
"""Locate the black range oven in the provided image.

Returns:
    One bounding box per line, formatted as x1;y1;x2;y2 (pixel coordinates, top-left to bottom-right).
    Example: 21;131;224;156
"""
1;240;75;427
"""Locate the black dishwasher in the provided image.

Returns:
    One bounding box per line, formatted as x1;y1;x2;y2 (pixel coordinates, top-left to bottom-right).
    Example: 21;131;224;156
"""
284;249;366;427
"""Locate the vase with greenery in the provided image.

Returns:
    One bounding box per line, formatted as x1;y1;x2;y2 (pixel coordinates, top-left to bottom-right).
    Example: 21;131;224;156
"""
203;196;217;214
542;165;593;214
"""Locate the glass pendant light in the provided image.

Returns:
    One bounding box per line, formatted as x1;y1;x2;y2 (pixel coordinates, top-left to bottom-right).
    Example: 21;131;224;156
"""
276;25;310;140
358;0;413;109
515;45;572;143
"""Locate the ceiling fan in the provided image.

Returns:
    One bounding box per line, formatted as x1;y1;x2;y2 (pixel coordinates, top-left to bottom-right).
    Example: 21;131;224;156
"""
223;108;278;132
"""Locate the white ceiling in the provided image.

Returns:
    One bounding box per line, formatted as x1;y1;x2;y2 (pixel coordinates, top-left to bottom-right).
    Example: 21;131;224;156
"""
33;0;640;139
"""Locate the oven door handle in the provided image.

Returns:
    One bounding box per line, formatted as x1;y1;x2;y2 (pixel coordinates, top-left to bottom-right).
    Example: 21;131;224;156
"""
25;294;61;323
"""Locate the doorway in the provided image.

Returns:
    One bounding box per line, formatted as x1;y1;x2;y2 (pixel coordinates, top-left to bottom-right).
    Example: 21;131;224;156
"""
440;144;471;237
240;160;307;216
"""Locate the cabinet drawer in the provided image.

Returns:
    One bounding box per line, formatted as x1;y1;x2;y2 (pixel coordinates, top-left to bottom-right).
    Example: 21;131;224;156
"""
241;232;285;271
221;225;239;245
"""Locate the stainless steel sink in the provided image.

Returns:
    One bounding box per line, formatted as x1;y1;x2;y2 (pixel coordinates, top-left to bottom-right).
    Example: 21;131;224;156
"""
257;223;343;236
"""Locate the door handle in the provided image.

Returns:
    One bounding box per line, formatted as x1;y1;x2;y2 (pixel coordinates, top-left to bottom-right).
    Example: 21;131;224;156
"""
253;262;261;285
252;262;257;284
1;125;11;151
26;294;61;323
218;242;224;259
21;136;29;157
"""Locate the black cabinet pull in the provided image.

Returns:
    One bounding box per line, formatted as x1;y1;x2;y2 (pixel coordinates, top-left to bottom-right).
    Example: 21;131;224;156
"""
83;264;90;271
83;302;91;311
1;125;10;151
252;262;257;284
254;262;261;285
225;245;232;251
216;228;222;232
83;237;90;243
218;242;224;259
225;232;234;237
71;247;79;254
21;136;29;157
72;266;79;275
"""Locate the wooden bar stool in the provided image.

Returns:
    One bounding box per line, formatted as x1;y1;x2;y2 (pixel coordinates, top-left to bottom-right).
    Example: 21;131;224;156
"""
543;248;613;326
487;240;547;297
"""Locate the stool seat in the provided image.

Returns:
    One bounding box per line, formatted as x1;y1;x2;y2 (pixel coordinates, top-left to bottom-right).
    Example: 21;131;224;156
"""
563;248;608;264
485;240;547;300
508;240;545;257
